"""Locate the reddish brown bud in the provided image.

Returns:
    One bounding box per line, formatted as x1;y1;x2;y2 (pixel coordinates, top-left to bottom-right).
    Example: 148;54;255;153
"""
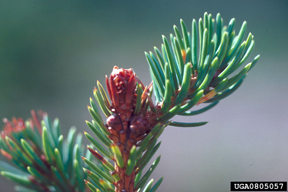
129;115;150;139
106;114;122;132
101;67;159;192
107;66;137;111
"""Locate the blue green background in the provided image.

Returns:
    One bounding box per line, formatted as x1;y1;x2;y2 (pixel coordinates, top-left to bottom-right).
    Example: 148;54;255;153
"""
0;0;287;191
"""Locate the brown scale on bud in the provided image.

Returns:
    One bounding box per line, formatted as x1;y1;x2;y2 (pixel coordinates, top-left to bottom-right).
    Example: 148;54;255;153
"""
126;139;136;148
129;114;151;140
107;114;123;132
108;134;120;143
119;130;127;144
122;150;129;167
108;127;120;137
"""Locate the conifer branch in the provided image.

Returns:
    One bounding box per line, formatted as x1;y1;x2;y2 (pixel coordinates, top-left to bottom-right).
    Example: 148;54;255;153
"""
0;12;259;192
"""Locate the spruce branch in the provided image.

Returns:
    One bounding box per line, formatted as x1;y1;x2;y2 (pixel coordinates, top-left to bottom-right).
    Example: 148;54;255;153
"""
85;12;259;192
0;12;259;192
0;111;91;192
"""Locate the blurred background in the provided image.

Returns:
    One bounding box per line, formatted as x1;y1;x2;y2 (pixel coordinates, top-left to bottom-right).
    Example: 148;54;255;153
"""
0;0;287;191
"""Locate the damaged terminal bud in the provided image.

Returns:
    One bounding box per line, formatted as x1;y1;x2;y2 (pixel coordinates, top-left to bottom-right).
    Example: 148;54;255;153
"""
106;66;147;136
106;66;137;112
105;66;155;141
